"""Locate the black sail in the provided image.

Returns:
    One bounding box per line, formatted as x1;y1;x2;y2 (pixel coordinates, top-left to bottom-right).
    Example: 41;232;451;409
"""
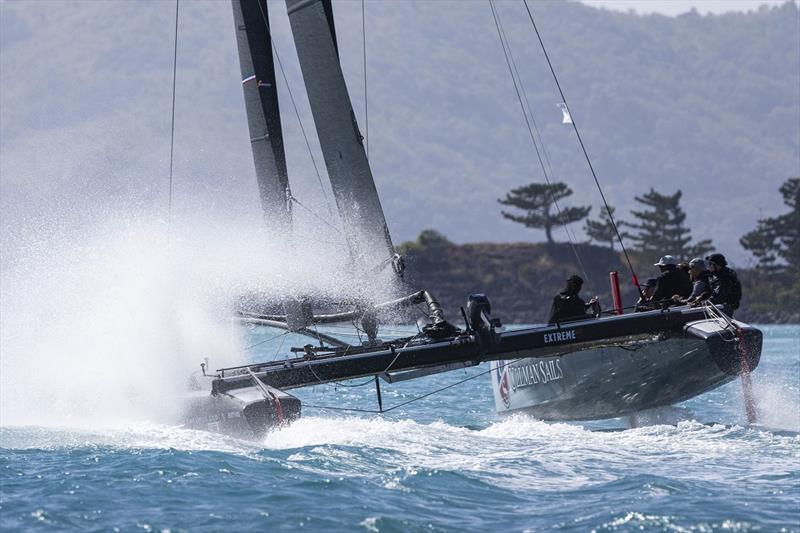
285;0;395;273
232;0;291;232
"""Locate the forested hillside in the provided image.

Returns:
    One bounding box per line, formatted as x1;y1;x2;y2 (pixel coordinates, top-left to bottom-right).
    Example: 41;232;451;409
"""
399;230;799;324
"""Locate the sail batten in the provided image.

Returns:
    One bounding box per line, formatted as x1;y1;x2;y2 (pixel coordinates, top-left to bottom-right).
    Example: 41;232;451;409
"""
285;0;395;274
233;0;291;232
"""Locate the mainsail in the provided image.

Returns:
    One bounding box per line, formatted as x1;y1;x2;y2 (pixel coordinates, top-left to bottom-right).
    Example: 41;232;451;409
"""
286;0;396;274
232;0;291;233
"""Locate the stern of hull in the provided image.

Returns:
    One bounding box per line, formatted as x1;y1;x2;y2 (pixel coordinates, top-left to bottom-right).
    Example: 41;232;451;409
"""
182;385;300;439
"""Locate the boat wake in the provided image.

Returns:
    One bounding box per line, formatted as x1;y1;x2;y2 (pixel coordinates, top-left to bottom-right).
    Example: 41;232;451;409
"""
259;414;798;487
3;414;797;477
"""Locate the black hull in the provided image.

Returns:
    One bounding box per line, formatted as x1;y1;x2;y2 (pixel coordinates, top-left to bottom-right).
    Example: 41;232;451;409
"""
182;383;300;439
184;307;762;437
491;319;762;420
214;307;718;394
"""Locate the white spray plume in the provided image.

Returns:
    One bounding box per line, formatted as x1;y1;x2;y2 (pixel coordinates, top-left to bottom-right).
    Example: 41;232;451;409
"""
0;208;388;429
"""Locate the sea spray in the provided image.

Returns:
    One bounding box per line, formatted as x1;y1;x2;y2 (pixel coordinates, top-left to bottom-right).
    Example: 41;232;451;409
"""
0;210;379;429
1;218;235;427
751;376;800;432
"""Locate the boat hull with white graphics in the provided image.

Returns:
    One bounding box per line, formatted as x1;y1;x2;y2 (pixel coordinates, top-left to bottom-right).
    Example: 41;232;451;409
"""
490;315;761;420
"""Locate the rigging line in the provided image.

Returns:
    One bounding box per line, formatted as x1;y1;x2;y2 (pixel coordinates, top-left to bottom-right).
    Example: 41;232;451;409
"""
167;0;179;239
490;1;591;287
361;0;369;158
380;365;493;413
273;328;288;359
289;195;343;235
522;0;642;296
306;360;515;416
307;333;422;389
493;2;591;287
245;329;291;352
255;2;336;220
381;358;515;412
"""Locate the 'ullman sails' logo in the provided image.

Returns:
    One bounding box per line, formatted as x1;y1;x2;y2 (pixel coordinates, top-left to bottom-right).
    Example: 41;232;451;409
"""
509;359;564;391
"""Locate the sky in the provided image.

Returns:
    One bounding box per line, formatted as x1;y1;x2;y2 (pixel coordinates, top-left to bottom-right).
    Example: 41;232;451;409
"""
579;0;787;15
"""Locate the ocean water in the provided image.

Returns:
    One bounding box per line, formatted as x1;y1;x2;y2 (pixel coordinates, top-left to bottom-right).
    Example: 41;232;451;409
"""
1;325;798;532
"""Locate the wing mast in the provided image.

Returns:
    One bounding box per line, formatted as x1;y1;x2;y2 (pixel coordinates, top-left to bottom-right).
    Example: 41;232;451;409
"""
232;0;292;233
285;0;396;275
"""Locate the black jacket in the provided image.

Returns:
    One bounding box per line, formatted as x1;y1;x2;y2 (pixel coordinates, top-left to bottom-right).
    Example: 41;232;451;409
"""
710;267;742;309
652;267;692;302
548;291;591;324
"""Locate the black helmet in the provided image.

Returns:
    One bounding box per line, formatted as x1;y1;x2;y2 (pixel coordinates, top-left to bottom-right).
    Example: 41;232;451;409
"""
566;274;584;285
705;253;727;267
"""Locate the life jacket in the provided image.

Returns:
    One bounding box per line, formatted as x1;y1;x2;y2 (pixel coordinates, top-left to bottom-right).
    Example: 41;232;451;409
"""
711;267;742;309
652;267;692;301
548;291;588;324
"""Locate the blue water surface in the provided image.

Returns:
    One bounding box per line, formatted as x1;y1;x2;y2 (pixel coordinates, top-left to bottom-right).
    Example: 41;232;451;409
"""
1;325;798;532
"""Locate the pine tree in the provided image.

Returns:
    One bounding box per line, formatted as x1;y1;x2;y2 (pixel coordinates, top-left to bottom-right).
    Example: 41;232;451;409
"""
499;182;591;244
585;205;618;249
417;229;452;247
624;188;713;258
740;222;779;268
741;177;799;271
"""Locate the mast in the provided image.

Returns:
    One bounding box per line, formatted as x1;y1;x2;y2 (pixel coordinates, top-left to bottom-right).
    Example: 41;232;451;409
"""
232;0;291;233
285;0;396;274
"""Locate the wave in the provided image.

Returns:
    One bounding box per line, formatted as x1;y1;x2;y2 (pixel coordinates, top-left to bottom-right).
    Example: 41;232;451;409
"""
5;414;797;494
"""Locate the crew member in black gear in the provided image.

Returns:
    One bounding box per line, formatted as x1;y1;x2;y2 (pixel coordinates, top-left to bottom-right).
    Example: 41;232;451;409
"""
650;255;692;304
548;275;599;324
672;257;713;305
635;277;658;311
706;253;742;316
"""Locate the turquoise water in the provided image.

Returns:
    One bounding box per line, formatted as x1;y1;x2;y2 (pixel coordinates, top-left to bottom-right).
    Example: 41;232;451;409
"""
1;325;798;532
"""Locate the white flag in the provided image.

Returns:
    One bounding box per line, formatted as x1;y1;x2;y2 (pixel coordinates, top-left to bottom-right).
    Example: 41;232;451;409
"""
557;102;573;124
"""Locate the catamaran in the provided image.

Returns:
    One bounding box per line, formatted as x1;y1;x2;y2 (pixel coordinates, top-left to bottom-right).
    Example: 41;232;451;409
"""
180;0;762;438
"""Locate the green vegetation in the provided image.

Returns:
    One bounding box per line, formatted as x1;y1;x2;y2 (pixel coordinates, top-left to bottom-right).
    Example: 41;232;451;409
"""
498;182;713;257
740;177;799;271
623;189;713;258
737;177;800;320
584;205;617;250
498;182;590;244
401;229;453;252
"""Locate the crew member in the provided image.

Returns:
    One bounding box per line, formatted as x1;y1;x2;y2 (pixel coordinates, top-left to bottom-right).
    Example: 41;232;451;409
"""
635;277;658;311
672;257;712;305
650;255;692;304
548;274;599;324
706;253;742;316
